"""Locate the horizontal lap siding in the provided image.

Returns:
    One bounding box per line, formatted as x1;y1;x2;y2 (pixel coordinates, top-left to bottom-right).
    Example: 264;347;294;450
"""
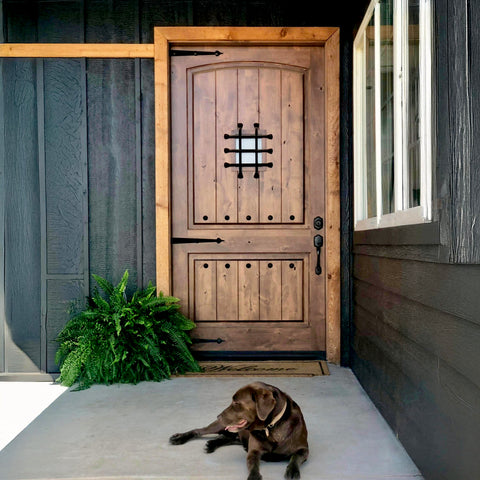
352;254;480;480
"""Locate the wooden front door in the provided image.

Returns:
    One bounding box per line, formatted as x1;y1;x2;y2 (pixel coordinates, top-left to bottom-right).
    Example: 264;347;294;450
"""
171;44;326;355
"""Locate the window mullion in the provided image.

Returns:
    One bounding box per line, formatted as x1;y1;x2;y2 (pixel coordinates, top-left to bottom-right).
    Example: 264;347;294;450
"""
393;0;406;212
374;2;382;223
419;0;432;220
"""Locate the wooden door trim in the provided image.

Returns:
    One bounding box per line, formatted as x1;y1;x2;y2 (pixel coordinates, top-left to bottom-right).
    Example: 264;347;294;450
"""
154;26;341;363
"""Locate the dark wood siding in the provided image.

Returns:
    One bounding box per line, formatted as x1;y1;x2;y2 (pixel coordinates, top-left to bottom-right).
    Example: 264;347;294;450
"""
351;2;480;479
352;255;480;480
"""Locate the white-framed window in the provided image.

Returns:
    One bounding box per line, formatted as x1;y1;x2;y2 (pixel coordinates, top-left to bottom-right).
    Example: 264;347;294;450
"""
354;0;432;230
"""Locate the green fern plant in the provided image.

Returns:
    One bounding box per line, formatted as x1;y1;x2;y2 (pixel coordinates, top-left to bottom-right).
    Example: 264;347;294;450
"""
55;270;201;390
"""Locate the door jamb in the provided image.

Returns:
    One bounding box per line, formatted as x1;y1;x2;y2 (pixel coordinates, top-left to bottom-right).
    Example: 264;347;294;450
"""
154;27;341;363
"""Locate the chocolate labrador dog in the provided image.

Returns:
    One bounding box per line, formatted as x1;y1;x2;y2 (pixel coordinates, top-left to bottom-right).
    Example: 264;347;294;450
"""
169;382;309;480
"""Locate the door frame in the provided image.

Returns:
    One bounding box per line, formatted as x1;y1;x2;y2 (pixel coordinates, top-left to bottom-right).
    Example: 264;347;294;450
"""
154;27;341;363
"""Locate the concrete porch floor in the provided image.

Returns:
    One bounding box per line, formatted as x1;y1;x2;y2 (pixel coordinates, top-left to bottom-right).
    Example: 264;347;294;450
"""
0;365;423;480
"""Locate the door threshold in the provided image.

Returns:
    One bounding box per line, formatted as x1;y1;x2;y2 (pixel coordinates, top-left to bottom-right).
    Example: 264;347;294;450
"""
193;351;326;361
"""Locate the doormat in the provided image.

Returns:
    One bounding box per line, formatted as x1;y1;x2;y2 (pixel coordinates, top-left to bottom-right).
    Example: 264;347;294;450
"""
181;360;329;377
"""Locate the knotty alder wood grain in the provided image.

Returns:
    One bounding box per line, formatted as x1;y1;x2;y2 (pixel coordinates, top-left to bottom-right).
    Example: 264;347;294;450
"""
157;27;340;361
170;43;325;353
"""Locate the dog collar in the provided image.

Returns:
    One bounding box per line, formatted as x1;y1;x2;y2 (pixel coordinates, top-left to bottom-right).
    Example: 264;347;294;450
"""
264;400;288;437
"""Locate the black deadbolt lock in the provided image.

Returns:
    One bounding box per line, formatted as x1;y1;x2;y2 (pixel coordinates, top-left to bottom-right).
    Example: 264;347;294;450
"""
314;216;323;230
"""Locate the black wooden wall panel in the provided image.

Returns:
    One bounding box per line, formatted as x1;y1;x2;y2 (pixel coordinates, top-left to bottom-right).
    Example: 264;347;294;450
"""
44;59;85;275
435;0;480;264
46;279;84;372
38;2;84;42
85;0;138;42
141;0;193;39
139;59;156;287
469;0;480;261
3;59;42;372
87;59;139;295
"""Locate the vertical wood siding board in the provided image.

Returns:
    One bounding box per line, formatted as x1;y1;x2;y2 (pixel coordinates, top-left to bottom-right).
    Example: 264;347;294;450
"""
448;0;472;263
80;58;89;296
434;0;453;254
84;0;137;43
135;58;143;288
46;279;84;373
44;59;85;275
37;1;83;43
140;59;156;286
468;0;480;262
87;59;138;292
37;58;47;372
339;34;353;367
0;58;5;371
4;59;42;372
4;2;38;42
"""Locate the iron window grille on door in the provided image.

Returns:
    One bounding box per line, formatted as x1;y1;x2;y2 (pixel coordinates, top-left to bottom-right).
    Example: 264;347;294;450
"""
353;0;432;230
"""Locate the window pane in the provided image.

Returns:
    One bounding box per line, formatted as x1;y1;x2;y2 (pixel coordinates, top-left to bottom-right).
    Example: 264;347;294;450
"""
408;0;421;207
365;16;377;218
380;0;394;214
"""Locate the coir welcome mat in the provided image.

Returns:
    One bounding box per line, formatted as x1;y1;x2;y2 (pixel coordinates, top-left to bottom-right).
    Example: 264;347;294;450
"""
182;360;329;377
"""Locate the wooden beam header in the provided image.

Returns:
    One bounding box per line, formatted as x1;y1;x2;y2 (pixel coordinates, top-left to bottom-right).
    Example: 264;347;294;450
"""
0;43;154;58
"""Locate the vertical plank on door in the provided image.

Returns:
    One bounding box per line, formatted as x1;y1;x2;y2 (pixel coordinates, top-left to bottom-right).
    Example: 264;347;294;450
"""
281;260;303;320
238;260;260;320
216;260;238;320
193;70;216;224
237;67;259;223
259;260;282;320
216;68;238;224
259;68;282;223
281;70;305;223
194;260;217;321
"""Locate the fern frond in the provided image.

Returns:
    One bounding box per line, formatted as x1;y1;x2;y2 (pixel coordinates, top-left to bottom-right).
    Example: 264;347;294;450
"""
55;271;199;389
92;274;115;296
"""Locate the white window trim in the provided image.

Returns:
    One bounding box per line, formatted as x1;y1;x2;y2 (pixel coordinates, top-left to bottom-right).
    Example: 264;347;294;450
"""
354;0;432;231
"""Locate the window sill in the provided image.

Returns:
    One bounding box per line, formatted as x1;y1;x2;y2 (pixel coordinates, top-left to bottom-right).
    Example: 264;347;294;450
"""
353;221;440;246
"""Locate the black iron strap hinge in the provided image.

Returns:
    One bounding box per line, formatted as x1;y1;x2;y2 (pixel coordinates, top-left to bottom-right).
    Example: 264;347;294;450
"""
171;237;224;244
170;49;223;57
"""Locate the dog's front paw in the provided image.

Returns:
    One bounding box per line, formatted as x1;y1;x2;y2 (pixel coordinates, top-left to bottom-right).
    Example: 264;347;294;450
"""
284;463;301;479
204;439;217;454
247;471;262;480
169;432;193;445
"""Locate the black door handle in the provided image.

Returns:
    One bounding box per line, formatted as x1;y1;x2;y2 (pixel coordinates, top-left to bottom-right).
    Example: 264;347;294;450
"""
314;234;323;275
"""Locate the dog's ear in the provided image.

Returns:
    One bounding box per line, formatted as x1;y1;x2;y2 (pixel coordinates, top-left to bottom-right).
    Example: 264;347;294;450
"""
254;388;276;421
